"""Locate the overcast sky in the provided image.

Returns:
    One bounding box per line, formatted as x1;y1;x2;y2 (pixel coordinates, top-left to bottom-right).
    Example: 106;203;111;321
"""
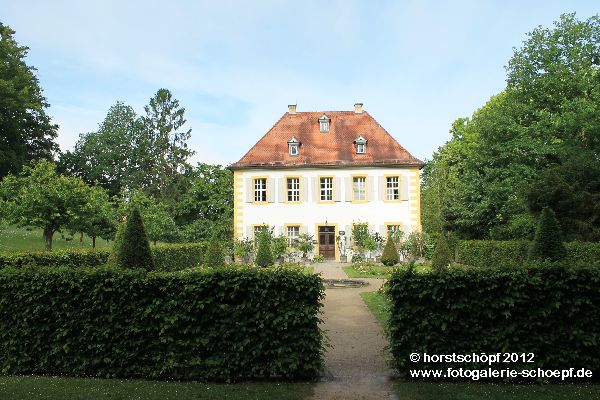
1;1;598;165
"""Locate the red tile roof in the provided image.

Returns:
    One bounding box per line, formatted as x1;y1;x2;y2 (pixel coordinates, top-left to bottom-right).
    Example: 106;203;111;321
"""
229;110;424;169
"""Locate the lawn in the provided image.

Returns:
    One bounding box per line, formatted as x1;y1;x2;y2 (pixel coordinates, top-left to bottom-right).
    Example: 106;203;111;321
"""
0;376;314;400
394;382;600;399
344;262;430;279
360;291;390;327
0;225;112;252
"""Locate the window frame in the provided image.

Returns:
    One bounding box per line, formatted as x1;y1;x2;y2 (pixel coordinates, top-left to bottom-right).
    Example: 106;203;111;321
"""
385;175;400;202
356;143;366;154
289;143;299;156
319;176;334;202
352;175;367;202
285;224;301;246
253;177;267;203
286;177;301;203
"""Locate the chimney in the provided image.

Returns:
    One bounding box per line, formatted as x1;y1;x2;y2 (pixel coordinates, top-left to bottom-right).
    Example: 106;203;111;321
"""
288;104;297;114
354;102;363;114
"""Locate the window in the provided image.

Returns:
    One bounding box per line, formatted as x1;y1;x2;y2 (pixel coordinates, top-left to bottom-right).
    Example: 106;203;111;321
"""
353;176;366;201
287;177;300;202
288;137;300;156
320;177;333;201
319;115;330;132
253;225;268;246
386;176;400;200
387;225;402;237
355;136;367;154
254;178;267;202
286;225;300;246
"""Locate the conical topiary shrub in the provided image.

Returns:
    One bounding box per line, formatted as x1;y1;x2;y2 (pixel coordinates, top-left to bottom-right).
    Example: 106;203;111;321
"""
204;234;225;267
115;207;155;270
528;207;566;262
381;235;399;266
255;230;274;267
431;232;452;271
107;220;125;265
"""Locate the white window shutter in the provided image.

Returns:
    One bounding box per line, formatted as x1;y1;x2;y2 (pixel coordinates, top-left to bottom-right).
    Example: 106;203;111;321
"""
279;178;286;202
378;176;385;200
312;177;318;201
368;176;375;201
246;178;253;202
300;178;308;202
267;178;275;202
333;177;341;201
345;177;352;202
401;176;409;201
300;225;308;235
379;225;387;237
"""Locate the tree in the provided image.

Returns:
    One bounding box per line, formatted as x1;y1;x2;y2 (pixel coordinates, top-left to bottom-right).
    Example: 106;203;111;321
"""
528;207;567;262
204;234;225;267
140;89;194;198
0;23;58;179
271;235;288;261
67;185;116;248
255;230;274;267
115;207;154;270
59;102;139;197
381;236;399;266
119;191;177;245
431;232;452;270
0;160;91;251
295;233;315;260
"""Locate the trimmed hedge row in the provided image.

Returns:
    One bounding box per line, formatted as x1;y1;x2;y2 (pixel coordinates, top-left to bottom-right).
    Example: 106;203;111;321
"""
387;265;600;380
0;243;207;271
456;240;600;267
0;266;324;380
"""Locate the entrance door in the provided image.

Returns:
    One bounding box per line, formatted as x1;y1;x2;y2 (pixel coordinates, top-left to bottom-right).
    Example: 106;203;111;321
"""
318;226;336;260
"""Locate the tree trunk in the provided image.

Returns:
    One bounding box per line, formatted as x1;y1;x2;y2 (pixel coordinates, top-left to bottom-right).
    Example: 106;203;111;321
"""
43;227;54;252
92;236;96;249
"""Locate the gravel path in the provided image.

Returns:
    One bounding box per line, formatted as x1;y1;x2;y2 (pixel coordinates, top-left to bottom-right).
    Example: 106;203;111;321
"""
310;262;397;400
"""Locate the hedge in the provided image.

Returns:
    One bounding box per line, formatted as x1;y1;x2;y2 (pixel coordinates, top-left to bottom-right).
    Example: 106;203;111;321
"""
0;266;324;380
387;264;600;381
456;240;600;268
0;243;207;271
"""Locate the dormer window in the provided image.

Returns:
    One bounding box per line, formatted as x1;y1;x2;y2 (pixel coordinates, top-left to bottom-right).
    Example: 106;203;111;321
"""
318;114;330;132
288;137;300;156
355;136;367;154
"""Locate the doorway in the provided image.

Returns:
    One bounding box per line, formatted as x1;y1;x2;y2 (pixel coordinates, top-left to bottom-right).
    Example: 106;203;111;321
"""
318;226;336;260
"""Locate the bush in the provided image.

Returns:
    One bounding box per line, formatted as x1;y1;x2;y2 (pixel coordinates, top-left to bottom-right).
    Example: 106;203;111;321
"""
255;230;274;267
312;254;325;263
233;238;253;264
114;208;155;270
456;240;600;268
387;264;600;381
0;266;324;380
0;244;205;271
380;236;399;266
430;232;452;270
204;235;224;267
271;235;288;261
528;207;566;262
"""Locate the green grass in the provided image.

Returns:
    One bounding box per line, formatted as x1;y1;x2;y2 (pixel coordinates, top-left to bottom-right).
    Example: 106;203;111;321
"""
344;262;430;278
0;226;112;252
394;382;600;399
360;291;391;327
0;376;314;400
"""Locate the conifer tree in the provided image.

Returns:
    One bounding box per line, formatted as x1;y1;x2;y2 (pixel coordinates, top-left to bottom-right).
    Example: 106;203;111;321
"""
528;207;566;262
204;234;225;267
255;229;274;267
431;232;452;271
381;235;399;266
115;207;154;270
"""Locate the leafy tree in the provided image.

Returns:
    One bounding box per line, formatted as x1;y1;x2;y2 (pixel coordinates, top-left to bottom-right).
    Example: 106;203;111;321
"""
204;234;225;267
0;23;58;179
528;207;567;262
67;185;116;248
119;191;177;245
175;163;233;241
234;238;254;264
115;207;154;270
59;102;139;197
255;230;274;267
0;160;91;251
431;232;452;270
271;235;288;261
295;233;314;259
381;236;399;266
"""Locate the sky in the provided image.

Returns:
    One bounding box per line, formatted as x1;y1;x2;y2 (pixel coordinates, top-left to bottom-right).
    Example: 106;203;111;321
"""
1;1;598;165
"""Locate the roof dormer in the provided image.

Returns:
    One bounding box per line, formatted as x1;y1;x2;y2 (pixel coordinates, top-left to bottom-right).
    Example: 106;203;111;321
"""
288;137;300;156
354;136;367;154
318;114;330;132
